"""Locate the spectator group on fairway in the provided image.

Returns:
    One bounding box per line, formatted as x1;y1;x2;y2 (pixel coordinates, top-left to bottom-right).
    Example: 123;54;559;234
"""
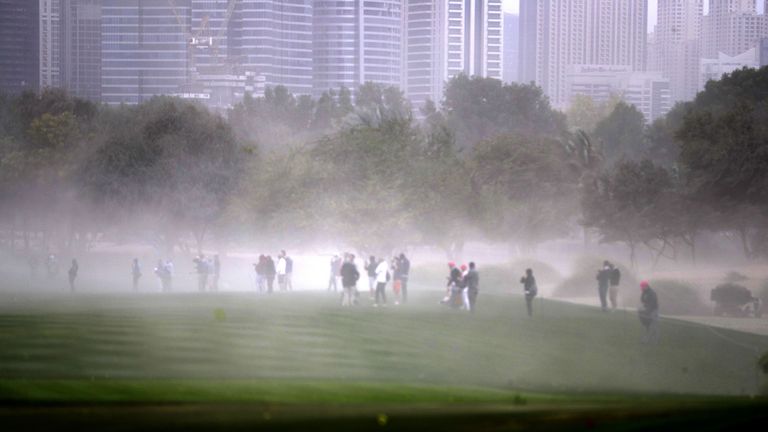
29;249;661;344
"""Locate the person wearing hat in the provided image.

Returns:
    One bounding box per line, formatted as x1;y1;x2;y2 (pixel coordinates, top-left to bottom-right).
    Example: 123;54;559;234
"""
639;280;659;344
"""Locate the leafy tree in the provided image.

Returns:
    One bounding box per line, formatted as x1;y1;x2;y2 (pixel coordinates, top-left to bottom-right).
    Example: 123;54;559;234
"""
442;75;566;149
592;101;646;164
566;93;621;134
80;97;243;254
677;67;768;258
471;134;580;252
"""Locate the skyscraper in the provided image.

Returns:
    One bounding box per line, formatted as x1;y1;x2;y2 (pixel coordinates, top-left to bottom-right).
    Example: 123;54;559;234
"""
313;1;402;97
233;0;313;95
702;0;768;59
518;0;537;83
654;0;703;102
503;13;519;83
404;0;503;111
533;0;648;107
101;0;190;104
40;0;61;90
0;0;40;95
60;0;102;101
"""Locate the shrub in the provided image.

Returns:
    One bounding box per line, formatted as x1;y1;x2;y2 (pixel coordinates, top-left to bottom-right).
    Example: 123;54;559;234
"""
647;279;709;316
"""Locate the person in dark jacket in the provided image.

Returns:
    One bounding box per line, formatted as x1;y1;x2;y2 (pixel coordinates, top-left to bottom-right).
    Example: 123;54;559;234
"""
520;268;537;317
398;253;411;303
265;255;276;294
596;261;612;311
464;262;479;312
340;253;360;306
639;280;660;344
442;262;463;308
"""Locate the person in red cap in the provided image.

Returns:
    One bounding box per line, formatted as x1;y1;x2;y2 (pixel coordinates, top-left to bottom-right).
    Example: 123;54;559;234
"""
639;280;659;344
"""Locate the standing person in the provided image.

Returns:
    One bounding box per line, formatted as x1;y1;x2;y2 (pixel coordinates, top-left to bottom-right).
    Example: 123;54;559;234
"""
340;253;360;306
392;257;402;305
465;262;479;313
276;251;287;291
639;281;660;344
596;261;612;312
365;256;377;299
608;262;621;310
460;264;470;310
442;262;462;307
131;258;141;291
194;254;209;292
254;255;266;293
520;268;538;317
265;255;276;294
284;252;294;291
398;253;410;303
68;259;79;292
211;255;220;292
328;255;341;292
374;258;390;307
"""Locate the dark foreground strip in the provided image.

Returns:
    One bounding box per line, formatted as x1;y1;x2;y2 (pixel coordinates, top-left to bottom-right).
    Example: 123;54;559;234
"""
0;401;767;432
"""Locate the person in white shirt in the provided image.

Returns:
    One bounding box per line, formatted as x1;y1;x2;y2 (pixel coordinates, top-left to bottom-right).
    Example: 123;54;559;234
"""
374;258;390;307
276;251;287;291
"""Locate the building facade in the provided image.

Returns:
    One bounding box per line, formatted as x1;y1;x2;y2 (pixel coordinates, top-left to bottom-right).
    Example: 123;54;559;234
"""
700;47;759;89
101;0;190;104
0;0;40;95
503;12;519;83
313;0;402;97
534;0;648;108
404;0;503;111
233;0;313;95
702;0;768;58
653;0;703;102
566;64;672;122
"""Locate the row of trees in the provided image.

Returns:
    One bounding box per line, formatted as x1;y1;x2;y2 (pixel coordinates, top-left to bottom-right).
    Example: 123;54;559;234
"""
2;68;768;264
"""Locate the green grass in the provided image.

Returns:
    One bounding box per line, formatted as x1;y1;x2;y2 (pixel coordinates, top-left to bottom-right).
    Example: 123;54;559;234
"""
0;290;766;397
2;288;768;430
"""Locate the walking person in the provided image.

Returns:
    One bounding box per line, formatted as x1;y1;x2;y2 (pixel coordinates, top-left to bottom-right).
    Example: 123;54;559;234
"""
68;259;79;293
520;268;538;317
639;281;660;344
328;255;341;292
374;258;389;307
131;258;141;291
460;264;470;310
596;261;612;312
465;262;479;313
211;255;220;292
398;253;410;303
392;257;402;305
365;256;377;299
340;253;360;306
608;261;621;310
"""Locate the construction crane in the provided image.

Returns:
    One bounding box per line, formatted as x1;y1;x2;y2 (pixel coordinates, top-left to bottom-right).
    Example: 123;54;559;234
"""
166;0;239;88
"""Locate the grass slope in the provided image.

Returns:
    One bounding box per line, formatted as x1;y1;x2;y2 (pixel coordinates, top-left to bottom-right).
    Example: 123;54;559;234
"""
0;289;766;399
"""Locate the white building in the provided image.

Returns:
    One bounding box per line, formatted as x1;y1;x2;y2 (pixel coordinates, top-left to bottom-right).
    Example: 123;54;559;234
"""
700;47;759;90
404;0;503;111
652;0;703;103
702;0;768;59
567;64;672;122
534;0;648;108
